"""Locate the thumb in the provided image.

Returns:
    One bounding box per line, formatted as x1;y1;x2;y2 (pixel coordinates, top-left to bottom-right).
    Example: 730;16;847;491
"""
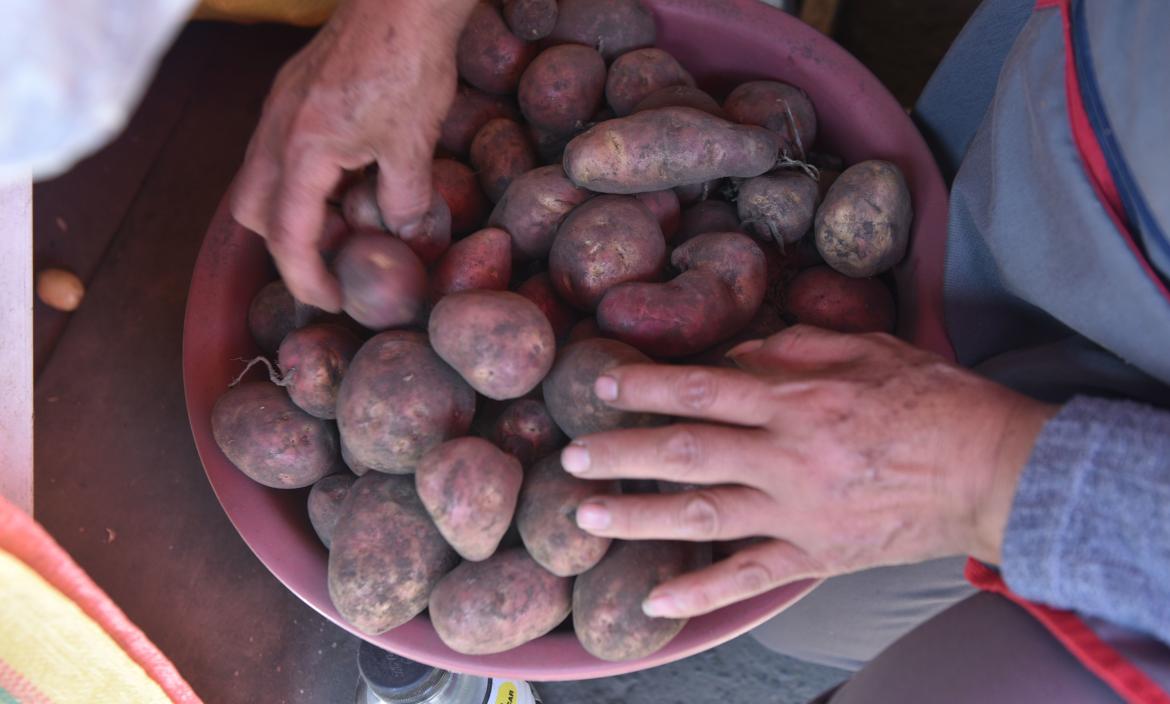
376;137;435;233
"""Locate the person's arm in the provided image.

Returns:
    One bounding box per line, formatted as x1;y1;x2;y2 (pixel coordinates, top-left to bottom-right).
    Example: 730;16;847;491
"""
230;0;479;311
1003;396;1170;643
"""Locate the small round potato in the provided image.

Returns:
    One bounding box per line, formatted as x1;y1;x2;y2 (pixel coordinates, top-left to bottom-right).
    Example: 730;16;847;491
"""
457;3;537;95
491;398;567;467
429;548;572;655
783;265;896;334
738;170;819;245
724;80;818;156
415;437;523;561
606;48;694;116
277;323;363;419
519;44;607;136
489;165;593;259
430;227;513;298
517;454;619;576
541;337;663;438
547;0;656;62
440;84;520;157
432;158;489;237
470;118;538;203
333;233;427;331
211;382;338;489
814;160;913;277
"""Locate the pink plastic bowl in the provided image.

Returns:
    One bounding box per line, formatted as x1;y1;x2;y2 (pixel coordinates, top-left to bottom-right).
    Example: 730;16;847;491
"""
183;0;950;681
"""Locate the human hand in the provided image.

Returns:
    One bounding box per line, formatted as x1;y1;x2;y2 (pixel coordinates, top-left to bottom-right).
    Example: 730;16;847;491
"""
231;0;477;311
560;326;1056;619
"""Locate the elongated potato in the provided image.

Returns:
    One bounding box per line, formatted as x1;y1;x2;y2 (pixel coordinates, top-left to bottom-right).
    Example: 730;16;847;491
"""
334;233;427;330
783;265;895;333
724;80;817;156
548;196;665;311
457;2;537;95
211;382;338;489
738;170;819;245
564;107;779;194
547;0;655;61
471;118;538;203
573;540;708;661
503;0;558;40
515;272;578;341
517;454;618;576
429;290;556;400
277;323;363;419
632;85;726;118
491;398;566;467
432;158;489;237
440;84;521;156
542;337;663;437
328;473;458;634
815;160;912;277
597;232;766;357
416;437;523;561
336;331;476;473
431;227;512;298
519;44;607;136
606;48;693;116
489;165;593;259
430;548;572;654
308;473;356;549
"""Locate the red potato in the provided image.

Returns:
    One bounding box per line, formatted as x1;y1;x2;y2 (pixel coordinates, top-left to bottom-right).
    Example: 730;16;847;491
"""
334;232;427;330
336;331;476;473
247;280;322;356
518;44;607;136
815;160;913;277
429;548;572;655
457;3;538;95
548;195;665;311
675;199;743;244
685;302;786;367
502;0;558;40
516;454;619;576
573;540;709;661
631;85;726;118
635;189;681;241
566;317;602;344
606;48;694;116
415;437;523;561
597;232;766;357
724;80;818;156
340;174;452;264
491;398;566;467
515;272;578;341
211;382;338;489
564;107;780;194
547;0;656;62
541;337;663;438
470;118;538;203
328;473;459;634
277;323;362;419
308;473;356;549
429;290;556;400
738;170;819;245
783;265;895;334
439;84;521;157
432;159;489;237
431;227;512;298
489;165;594;259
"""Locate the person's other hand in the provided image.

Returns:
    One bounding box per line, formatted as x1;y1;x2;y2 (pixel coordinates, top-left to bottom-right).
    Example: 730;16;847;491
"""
560;326;1056;619
231;0;476;311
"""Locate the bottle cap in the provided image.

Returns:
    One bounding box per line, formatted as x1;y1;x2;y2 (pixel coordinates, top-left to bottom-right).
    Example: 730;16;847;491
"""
358;641;447;702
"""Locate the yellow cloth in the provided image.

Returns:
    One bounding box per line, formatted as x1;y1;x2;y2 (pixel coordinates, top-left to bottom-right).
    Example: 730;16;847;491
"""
194;0;338;26
0;550;172;703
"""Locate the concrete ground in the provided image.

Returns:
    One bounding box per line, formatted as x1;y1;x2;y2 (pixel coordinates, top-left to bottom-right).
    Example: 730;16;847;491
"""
31;2;977;702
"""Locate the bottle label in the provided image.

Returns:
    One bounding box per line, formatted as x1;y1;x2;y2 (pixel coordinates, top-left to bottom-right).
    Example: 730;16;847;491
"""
484;679;541;704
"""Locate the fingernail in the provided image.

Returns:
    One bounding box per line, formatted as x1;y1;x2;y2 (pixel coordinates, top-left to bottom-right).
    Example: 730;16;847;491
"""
561;443;591;474
642;592;679;618
595;375;618;401
726;339;764;358
575;502;611;530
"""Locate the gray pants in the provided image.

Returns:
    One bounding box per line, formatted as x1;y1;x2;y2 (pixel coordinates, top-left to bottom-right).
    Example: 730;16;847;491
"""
753;561;1121;703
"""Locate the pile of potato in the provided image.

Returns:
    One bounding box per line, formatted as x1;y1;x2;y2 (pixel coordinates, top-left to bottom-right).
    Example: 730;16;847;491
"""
211;0;912;662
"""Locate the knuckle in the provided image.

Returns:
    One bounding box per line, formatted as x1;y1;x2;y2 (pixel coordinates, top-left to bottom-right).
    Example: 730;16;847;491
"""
674;369;718;412
658;428;703;475
734;560;775;595
679;491;721;539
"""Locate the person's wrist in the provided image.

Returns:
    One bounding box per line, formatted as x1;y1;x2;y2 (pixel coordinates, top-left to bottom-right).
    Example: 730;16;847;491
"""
967;393;1058;564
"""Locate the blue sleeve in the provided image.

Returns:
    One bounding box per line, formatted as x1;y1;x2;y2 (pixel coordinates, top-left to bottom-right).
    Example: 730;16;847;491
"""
1002;396;1170;645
